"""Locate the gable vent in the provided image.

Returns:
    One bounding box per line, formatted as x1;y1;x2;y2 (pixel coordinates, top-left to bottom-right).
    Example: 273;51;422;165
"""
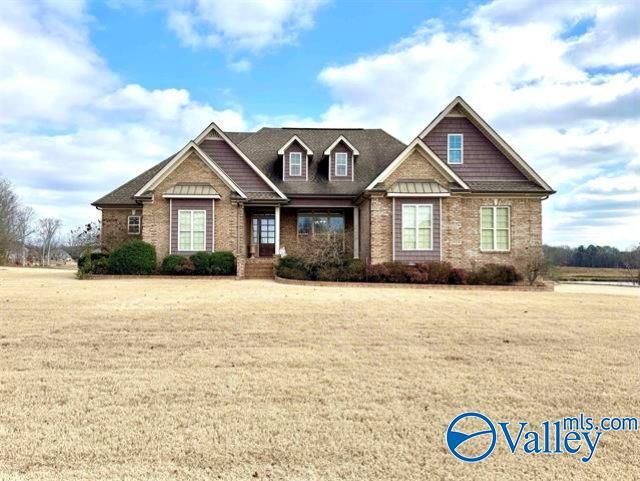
206;131;223;140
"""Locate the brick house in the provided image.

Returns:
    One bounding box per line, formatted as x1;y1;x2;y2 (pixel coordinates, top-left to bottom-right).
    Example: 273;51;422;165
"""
92;97;554;277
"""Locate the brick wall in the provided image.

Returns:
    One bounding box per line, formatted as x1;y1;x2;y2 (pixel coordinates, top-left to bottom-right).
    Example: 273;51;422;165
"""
441;196;543;269
101;208;141;251
142;152;245;264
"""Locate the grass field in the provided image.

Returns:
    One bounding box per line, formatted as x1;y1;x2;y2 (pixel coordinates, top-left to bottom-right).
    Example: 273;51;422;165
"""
550;265;638;282
0;267;638;480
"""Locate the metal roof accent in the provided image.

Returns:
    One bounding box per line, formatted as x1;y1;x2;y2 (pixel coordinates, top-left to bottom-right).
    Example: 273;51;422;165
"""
162;183;220;198
388;180;449;194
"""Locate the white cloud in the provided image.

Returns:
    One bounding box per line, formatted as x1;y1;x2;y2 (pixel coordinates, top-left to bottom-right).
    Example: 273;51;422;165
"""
317;0;640;248
166;0;328;52
229;58;252;72
0;1;248;232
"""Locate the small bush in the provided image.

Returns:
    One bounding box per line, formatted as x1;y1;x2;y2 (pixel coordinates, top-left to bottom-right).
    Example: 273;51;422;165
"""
424;261;452;284
161;254;183;275
209;251;236;275
190;252;210;275
317;265;342;281
276;256;308;278
469;263;522;285
278;266;308;280
107;239;156;275
365;263;390;282
339;259;366;281
448;268;469;285
174;258;196;275
406;265;429;283
91;257;110;275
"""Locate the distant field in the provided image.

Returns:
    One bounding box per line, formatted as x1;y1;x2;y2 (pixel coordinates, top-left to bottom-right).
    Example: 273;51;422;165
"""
0;267;638;480
551;266;638;282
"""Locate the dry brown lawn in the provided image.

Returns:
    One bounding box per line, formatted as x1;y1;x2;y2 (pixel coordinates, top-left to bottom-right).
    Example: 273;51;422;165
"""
0;267;638;480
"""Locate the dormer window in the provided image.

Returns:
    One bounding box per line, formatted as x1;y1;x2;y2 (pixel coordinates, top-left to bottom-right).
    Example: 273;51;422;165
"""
447;134;463;164
289;152;302;176
335;152;348;177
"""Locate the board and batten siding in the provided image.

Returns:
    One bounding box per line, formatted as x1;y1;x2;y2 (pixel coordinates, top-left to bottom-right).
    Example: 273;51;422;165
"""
423;117;526;181
393;198;441;262
283;141;308;181
328;141;354;182
170;198;214;254
199;139;272;192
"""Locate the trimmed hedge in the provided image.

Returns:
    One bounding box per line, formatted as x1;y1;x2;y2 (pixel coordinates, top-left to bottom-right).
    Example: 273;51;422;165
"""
159;251;236;276
107;239;156;275
276;256;522;285
161;254;183;275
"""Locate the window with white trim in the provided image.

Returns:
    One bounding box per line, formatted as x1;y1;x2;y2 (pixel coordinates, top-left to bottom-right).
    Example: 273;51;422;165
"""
335;152;348;177
289;152;302;176
447;134;463;164
297;212;345;237
127;215;140;235
178;210;206;251
402;204;432;250
480;206;510;251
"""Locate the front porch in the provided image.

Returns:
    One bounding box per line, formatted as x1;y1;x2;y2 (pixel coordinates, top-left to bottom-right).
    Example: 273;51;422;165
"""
243;204;359;262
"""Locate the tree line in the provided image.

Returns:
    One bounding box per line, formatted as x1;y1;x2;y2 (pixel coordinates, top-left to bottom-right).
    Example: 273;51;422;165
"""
0;175;64;265
544;244;640;268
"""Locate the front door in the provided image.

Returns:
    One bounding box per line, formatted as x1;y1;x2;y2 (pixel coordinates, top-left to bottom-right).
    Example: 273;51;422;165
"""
251;215;276;257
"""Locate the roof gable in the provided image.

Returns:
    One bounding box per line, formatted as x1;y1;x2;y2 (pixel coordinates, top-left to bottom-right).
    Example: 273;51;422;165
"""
278;135;313;156
365;138;469;191
324;135;360;156
195;122;287;199
419;97;553;191
134;142;247;199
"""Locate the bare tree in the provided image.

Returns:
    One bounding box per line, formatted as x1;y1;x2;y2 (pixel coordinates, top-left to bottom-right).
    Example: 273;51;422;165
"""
623;243;640;286
0;176;19;263
37;218;62;266
13;206;36;265
64;221;101;260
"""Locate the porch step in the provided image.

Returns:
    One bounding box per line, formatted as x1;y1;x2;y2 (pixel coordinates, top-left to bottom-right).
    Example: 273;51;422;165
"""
244;259;275;279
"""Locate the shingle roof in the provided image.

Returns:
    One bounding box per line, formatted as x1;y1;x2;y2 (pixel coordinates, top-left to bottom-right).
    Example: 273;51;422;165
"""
92;154;174;206
92;128;550;207
388;180;449;194
456;180;551;193
234;128;407;196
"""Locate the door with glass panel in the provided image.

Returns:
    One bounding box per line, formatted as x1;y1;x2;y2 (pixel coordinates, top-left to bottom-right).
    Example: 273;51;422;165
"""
251;215;276;257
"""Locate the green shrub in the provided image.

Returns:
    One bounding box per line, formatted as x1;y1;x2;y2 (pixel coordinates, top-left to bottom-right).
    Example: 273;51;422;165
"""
107;239;156;275
91;257;109;275
278;266;308;280
174;258;195;275
77;251;109;278
276;256;307;278
161;254;183;275
338;259;366;281
189;252;210;275
469;264;522;285
209;251;236;275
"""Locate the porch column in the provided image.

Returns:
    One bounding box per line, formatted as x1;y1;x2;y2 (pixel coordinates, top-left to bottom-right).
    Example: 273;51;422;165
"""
353;206;359;259
275;205;281;255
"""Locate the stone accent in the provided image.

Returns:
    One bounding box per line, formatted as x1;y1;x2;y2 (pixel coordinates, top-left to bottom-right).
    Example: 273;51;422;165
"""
441;196;543;269
359;198;371;264
100;208;141;251
141;152;245;264
370;194;392;264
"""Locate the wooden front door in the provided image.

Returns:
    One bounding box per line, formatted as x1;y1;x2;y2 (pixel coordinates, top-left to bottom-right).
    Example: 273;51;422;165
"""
251;215;276;257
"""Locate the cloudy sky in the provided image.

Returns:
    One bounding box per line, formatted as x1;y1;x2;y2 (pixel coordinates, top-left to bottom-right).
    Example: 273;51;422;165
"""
1;0;638;248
